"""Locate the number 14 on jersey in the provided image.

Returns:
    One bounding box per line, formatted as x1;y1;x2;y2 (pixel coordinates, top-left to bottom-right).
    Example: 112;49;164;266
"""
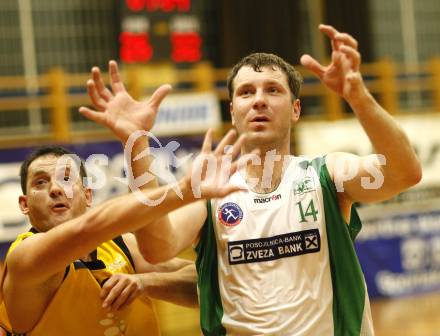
296;199;318;223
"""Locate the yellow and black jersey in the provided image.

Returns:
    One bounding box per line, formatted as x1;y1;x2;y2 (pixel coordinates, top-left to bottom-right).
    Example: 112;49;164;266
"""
0;229;160;336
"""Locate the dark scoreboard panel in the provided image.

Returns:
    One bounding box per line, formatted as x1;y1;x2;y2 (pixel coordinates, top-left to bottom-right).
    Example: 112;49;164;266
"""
120;0;205;64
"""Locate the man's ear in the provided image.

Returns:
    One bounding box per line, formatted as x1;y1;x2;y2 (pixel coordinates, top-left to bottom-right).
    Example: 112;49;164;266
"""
18;195;29;215
230;102;235;126
84;188;93;208
291;99;301;123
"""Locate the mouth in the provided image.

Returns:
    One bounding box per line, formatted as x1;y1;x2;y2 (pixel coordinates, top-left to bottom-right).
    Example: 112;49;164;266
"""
51;202;70;212
250;115;270;123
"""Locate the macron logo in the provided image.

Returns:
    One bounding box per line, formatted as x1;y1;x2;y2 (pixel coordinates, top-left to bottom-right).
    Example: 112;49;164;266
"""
254;194;282;204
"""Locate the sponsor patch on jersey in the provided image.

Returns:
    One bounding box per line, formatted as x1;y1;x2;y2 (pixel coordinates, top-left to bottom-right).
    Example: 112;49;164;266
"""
253;194;282;204
107;253;128;273
228;229;320;265
293;176;315;195
218;202;243;227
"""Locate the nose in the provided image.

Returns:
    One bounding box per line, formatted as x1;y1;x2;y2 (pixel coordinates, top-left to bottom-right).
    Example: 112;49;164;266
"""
49;180;65;198
253;89;267;109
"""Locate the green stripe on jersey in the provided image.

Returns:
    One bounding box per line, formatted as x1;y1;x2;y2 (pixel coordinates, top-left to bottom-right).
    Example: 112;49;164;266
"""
195;200;226;336
311;156;366;335
195;158;369;335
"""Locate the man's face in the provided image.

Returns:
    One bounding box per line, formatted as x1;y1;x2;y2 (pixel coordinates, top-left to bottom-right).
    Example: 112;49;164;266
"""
19;154;92;231
230;65;300;148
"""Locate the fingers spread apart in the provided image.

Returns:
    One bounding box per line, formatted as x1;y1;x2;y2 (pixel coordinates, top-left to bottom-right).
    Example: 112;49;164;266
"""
335;32;358;50
214;129;237;156
319;24;359;51
78;106;106;125
339;45;361;70
92;67;112;101
149;84;172;110
300;54;325;78
109;60;126;94
86;79;107;111
201;128;214;153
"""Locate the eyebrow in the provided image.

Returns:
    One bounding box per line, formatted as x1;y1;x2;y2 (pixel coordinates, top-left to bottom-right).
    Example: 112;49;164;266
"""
30;169;49;177
235;83;252;90
236;80;285;90
263;80;285;87
30;164;70;177
28;170;50;182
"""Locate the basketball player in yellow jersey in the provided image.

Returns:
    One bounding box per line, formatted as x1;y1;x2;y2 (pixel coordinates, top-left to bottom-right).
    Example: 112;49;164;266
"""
0;71;246;333
1;206;195;335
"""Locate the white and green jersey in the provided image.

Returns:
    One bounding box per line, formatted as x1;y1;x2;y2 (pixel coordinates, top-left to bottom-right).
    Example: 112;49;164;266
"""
195;156;374;336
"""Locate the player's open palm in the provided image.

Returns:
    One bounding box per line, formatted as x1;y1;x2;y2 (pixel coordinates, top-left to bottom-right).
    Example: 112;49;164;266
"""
188;129;249;199
79;60;171;142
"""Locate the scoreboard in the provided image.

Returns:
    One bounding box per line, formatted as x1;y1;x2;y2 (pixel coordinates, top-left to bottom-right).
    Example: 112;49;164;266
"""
120;0;205;64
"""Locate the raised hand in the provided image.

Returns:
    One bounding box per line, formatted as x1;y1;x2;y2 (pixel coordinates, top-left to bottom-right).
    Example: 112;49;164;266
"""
79;60;171;142
100;273;144;311
300;24;367;104
187;129;250;199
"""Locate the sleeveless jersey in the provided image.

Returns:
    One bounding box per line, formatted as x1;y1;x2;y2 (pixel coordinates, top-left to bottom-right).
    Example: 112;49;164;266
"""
195;156;374;336
0;231;160;336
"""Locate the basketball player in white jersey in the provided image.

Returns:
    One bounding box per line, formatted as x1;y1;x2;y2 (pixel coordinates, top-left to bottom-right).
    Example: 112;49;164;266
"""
81;24;422;335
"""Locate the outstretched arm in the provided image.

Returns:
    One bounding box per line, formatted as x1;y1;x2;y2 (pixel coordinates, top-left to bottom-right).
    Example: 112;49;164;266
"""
6;129;245;286
301;24;422;205
79;61;220;263
80;61;182;261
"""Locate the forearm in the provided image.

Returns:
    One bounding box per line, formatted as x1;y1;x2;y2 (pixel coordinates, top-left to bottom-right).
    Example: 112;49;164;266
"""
124;133;160;190
125;133;181;262
138;263;198;307
348;89;421;184
80;179;193;256
147;257;193;273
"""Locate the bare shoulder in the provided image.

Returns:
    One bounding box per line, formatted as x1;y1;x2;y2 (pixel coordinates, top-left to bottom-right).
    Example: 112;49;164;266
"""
169;199;208;224
3;233;67;309
325;152;359;180
3;254;65;332
6;233;46;278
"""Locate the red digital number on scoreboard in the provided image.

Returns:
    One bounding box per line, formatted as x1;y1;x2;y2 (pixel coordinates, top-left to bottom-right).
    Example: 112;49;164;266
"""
126;0;191;12
171;32;202;62
122;0;202;63
119;32;153;63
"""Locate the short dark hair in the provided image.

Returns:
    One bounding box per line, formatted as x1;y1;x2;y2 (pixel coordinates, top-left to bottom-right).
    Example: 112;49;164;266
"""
227;52;303;100
20;146;88;194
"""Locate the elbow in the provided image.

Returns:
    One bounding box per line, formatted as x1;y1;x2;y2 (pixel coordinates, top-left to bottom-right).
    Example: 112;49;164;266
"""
186;298;200;309
138;242;176;264
142;254;168;265
400;160;423;189
407;161;423;187
136;226;181;264
137;245;161;264
412;166;423;186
